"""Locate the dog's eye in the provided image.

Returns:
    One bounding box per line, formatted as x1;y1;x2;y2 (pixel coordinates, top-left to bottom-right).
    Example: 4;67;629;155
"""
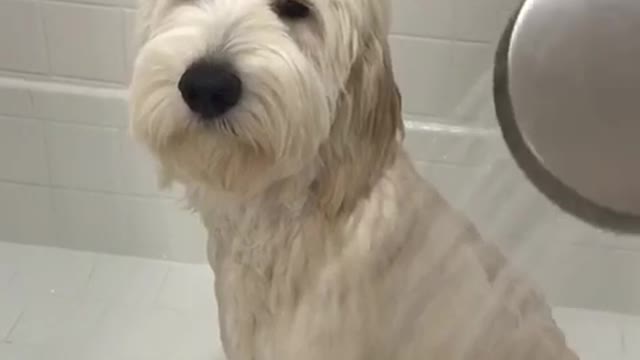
274;0;311;20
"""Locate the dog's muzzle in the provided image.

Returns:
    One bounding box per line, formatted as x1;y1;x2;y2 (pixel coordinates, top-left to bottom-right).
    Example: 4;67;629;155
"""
178;60;243;120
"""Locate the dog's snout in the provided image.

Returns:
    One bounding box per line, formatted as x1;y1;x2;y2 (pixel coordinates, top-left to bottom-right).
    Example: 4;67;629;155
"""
178;61;242;119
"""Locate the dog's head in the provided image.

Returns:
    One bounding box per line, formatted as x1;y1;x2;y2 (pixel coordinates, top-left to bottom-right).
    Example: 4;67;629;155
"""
130;0;402;211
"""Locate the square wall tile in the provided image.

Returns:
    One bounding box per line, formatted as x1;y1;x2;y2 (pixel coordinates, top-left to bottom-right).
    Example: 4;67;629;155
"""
450;86;500;129
390;36;453;117
165;204;208;263
124;9;138;80
46;123;121;192
0;117;49;184
32;86;128;128
42;2;127;82
391;0;453;38
119;197;172;260
0;85;33;118
0;0;48;73
0;183;53;246
118;133;167;197
51;188;126;253
452;0;520;42
444;65;498;128
447;42;495;119
119;133;184;198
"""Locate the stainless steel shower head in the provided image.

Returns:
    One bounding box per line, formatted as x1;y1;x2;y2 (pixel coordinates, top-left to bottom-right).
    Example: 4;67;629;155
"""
494;0;640;233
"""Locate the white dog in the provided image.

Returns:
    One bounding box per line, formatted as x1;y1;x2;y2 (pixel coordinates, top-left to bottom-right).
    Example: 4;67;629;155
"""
129;0;579;359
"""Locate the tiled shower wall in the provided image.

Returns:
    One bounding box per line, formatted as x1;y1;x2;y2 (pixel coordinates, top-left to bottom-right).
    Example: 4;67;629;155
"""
0;0;208;263
1;0;640;314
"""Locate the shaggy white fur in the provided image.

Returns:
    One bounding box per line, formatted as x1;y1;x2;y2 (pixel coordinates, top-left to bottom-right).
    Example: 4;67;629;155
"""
129;0;580;359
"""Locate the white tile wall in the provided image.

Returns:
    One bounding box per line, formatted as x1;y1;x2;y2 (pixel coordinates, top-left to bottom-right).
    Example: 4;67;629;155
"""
0;0;49;74
118;133;167;197
123;9;138;79
50;188;127;254
0;116;49;184
31;86;128;128
46;123;121;192
41;2;128;83
0;0;638;318
391;0;454;39
452;0;520;42
390;37;454;116
389;0;522;121
0;87;34;118
0;183;53;246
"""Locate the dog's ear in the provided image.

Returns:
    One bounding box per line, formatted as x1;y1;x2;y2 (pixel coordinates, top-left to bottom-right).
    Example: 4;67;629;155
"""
315;37;404;217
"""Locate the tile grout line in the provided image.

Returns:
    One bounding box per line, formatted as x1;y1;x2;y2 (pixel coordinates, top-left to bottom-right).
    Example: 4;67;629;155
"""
37;0;54;77
151;262;172;307
0;177;179;201
390;32;492;46
79;253;100;297
620;323;627;355
3;308;25;343
0;69;129;89
0;113;125;131
0;268;21;340
41;0;137;12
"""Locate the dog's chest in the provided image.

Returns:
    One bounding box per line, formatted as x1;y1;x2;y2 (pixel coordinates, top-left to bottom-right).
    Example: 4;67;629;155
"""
204;203;337;360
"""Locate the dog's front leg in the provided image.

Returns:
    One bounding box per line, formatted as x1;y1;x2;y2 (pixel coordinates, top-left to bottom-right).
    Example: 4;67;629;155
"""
214;259;274;360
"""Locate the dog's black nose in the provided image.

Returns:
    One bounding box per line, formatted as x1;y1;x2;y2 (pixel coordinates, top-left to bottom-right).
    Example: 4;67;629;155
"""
178;61;242;119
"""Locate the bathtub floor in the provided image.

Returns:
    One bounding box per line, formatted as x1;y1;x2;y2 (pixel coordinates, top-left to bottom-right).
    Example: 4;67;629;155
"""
0;242;637;360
